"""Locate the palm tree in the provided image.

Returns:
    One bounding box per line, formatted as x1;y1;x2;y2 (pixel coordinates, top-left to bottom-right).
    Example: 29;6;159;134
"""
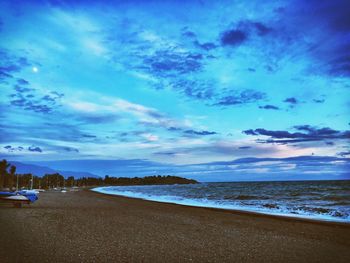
0;159;10;189
9;165;16;191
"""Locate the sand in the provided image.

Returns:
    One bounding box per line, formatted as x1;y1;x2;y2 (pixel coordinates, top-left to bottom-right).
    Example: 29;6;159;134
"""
0;189;349;263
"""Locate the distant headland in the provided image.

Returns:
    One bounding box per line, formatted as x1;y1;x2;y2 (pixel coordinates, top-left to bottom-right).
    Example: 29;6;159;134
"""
0;159;197;190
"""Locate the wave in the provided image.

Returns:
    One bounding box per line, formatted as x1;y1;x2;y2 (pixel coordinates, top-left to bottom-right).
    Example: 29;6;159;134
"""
223;194;265;200
92;186;350;223
322;195;350;201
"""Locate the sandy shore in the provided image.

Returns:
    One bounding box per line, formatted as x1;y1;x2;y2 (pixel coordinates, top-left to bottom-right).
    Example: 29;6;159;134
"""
0;189;349;263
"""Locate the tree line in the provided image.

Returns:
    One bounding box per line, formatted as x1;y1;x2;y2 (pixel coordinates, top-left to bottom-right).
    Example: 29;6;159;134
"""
0;159;197;190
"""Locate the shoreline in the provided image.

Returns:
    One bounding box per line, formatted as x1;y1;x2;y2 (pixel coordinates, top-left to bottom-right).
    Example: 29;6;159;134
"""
90;188;350;226
1;189;350;262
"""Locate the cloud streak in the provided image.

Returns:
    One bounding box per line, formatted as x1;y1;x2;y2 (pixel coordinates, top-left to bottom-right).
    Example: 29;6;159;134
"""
244;125;350;144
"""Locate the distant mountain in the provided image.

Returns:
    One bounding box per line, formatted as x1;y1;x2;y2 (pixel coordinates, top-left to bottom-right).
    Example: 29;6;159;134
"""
26;159;172;177
8;161;100;179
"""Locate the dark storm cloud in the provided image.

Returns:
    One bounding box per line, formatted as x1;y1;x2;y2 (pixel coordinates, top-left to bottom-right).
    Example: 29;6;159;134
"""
243;125;350;144
259;104;280;110
215;90;266;106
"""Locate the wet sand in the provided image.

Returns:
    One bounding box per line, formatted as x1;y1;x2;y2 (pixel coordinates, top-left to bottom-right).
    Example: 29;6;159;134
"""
0;189;349;263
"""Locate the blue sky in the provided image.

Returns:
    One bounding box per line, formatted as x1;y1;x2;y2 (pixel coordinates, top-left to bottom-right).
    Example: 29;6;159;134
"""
0;0;349;181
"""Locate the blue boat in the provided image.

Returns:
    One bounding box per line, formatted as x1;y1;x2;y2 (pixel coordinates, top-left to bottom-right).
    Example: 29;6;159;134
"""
0;190;38;207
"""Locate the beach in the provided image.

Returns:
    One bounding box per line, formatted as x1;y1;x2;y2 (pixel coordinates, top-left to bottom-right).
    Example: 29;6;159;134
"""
0;190;349;263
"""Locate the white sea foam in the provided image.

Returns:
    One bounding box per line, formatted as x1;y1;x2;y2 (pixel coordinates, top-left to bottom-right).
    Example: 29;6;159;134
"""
92;181;350;223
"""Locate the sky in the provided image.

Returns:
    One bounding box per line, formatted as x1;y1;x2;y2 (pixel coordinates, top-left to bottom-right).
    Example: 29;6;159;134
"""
0;0;349;181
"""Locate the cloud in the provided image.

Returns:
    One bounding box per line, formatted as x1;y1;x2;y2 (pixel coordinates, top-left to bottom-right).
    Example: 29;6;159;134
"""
0;49;31;81
193;40;217;51
143;49;203;76
14;84;34;93
17;78;29;85
171;79;215;100
259;104;280;110
253;22;273;36
183;129;217;136
28;146;43;152
220;29;247;46
166;126;217;137
10;85;64;114
30;155;349;181
313;99;325;103
337;151;350;157
215;90;266;106
3;145;24;152
238;146;251;149
243;125;350;144
82;134;97;139
182;30;196;38
10;98;53;113
101;17;277;109
152;140;279;159
283;97;298;104
220;20;272;47
207;155;349;165
76;113;120;124
62;146;79;153
153;151;178;156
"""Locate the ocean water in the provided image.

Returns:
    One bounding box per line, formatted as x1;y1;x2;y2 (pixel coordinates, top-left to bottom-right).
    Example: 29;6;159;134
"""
92;180;350;223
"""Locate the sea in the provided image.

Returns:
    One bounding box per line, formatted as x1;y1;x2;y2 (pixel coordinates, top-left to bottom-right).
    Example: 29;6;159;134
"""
92;180;350;223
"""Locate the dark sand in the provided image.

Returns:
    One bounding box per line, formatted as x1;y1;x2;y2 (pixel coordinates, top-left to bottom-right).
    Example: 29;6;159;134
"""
0;190;349;263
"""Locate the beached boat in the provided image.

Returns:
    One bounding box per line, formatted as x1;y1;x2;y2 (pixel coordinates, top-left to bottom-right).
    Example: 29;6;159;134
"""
0;190;39;207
